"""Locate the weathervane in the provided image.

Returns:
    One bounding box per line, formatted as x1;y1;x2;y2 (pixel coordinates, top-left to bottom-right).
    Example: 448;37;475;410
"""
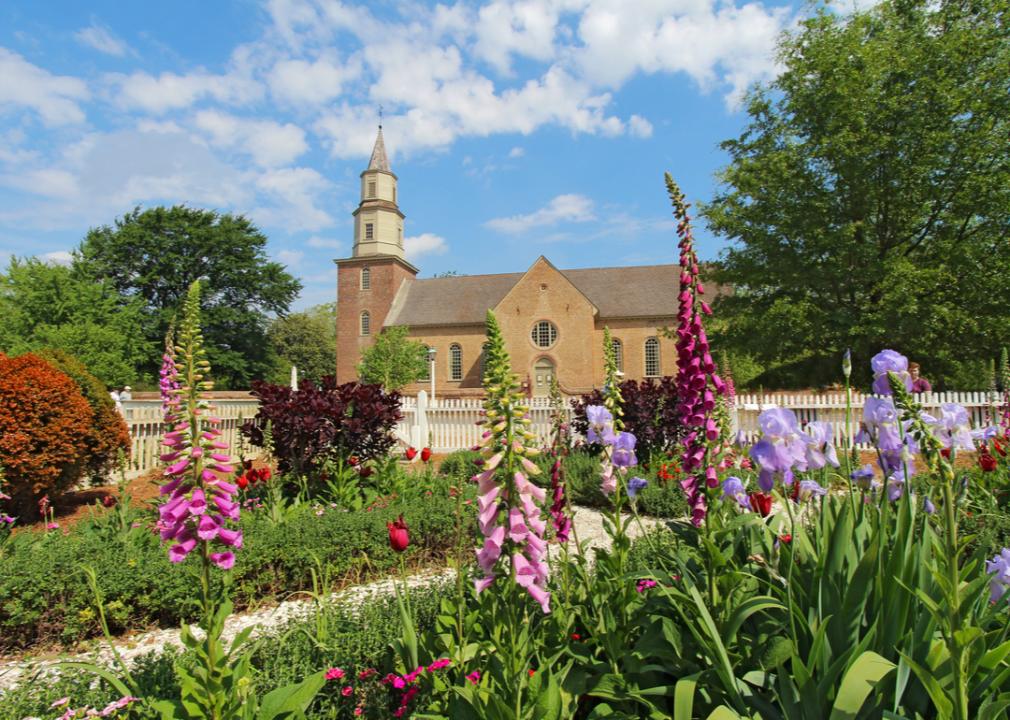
378;104;383;129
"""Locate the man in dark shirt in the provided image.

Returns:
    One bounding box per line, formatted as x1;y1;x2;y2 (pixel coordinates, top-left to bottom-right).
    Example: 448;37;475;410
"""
910;362;932;393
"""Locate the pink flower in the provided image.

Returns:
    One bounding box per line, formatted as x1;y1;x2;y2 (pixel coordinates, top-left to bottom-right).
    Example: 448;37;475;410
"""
51;697;70;708
210;552;235;569
341;686;353;697
466;670;481;685
325;667;345;681
636;578;658;593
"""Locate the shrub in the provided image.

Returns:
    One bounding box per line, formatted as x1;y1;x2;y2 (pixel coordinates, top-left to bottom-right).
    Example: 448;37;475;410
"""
38;349;131;482
0;352;93;514
437;449;482;484
0;490;466;651
571;376;684;462
243;378;402;476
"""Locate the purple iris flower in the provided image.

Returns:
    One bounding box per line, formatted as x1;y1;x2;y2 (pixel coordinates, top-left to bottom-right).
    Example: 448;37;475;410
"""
973;425;1000;443
759;407;800;437
871;349;912;395
627;476;649;498
802;421;840;470
986;548;1010;603
585;405;613;444
722;476;751;510
610;431;637;468
923;496;936;514
862;397;903;452
886;473;905;501
850;464;878;491
929;403;974;451
797;479;827;502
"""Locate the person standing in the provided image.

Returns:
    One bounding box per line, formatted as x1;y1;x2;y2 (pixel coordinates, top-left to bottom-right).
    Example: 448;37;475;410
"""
910;362;932;393
109;387;123;414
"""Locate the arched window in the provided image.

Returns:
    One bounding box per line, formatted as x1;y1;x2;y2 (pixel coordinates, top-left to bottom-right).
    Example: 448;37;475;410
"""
449;343;463;381
611;338;624;373
360;311;371;336
419;345;431;381
361;267;371;290
644;337;660;377
530;320;558;348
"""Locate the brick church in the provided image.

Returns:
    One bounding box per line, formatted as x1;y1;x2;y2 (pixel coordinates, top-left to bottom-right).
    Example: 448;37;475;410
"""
335;127;681;397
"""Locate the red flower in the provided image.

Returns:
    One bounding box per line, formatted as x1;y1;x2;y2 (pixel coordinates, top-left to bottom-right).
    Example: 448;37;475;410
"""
348;456;359;467
258;467;272;482
387;515;409;552
102;495;117;508
420;447;432;462
994;439;1007;457
405;447;417;461
236;474;249;489
570;633;581;640
359;466;374;479
981;453;998;472
941;448;951;459
528;669;536;677
779;534;792;544
749;492;773;517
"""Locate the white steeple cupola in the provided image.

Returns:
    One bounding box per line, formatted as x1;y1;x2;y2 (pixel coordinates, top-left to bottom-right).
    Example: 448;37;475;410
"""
352;126;405;259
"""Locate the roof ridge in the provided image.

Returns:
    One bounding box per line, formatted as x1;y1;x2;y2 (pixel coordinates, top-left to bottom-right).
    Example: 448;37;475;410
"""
367;126;390;172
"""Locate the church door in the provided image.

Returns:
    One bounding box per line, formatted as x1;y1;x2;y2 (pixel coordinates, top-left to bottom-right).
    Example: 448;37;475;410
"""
533;358;555;397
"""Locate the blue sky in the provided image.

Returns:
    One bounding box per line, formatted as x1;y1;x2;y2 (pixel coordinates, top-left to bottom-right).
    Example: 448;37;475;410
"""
0;0;804;309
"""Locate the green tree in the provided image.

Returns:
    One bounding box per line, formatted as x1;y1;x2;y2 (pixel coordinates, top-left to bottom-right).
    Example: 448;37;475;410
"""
267;303;336;384
704;0;1010;390
0;257;150;386
357;325;428;391
74;206;302;389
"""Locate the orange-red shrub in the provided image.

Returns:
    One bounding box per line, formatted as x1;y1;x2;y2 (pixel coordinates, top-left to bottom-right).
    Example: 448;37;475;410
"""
39;349;131;481
0;353;93;514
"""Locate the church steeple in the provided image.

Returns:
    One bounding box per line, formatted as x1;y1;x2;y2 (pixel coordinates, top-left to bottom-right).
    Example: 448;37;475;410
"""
352;125;404;259
367;126;390;172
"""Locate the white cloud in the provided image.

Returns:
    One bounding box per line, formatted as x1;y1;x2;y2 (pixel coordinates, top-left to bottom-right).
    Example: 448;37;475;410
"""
485;193;595;234
0;168;80;199
0;48;89;125
508;146;525;158
267;53;361;105
39;250;73;265
307;235;342;249
109;68;261;113
75;22;132;57
252;167;333;232
276;248;304;267
473;1;560;73
194;110;308;167
404;232;448;259
628;114;653;138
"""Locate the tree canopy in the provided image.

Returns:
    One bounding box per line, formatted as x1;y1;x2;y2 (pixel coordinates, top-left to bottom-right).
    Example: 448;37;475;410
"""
357;326;428;391
0;257;151;386
74;206;302;388
704;0;1010;390
267;303;336;385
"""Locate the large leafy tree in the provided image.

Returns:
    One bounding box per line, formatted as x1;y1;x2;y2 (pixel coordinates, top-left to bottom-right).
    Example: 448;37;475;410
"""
357;325;428;391
0;257;150;386
74;206;302;388
704;0;1010;389
267;303;336;385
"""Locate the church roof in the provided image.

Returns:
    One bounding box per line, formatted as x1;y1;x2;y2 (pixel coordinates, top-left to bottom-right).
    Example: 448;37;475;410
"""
367;127;390;172
384;263;682;327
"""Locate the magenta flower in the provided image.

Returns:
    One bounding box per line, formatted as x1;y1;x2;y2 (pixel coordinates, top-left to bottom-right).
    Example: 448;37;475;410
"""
667;176;727;526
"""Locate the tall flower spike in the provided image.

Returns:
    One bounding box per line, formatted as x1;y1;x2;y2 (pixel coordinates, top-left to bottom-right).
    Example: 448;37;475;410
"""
159;317;181;425
157;281;240;569
602;326;624;431
666;173;727;526
472;311;551;613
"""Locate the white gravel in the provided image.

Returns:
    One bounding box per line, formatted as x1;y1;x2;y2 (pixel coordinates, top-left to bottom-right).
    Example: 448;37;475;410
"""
0;507;663;693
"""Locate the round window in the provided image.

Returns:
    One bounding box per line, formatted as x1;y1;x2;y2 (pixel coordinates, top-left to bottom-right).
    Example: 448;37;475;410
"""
530;320;558;348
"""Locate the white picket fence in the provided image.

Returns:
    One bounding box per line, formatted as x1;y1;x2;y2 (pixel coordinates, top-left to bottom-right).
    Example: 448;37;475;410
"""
121;399;261;477
120;390;999;473
395;390;1000;453
733;390;999;449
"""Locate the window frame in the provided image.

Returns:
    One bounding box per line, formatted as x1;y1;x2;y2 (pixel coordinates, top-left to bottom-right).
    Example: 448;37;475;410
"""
361;266;371;290
530;320;559;349
360;310;371;336
364;223;374;240
449;343;463;382
611;338;624;373
644;337;660;377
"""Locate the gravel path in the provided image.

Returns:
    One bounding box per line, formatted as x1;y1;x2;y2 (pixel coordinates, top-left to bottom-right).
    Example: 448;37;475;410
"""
0;507;662;693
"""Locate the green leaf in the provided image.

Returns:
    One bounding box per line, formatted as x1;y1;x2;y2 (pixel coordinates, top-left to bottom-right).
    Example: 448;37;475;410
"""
257;670;326;720
828;651;895;720
673;673;700;720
